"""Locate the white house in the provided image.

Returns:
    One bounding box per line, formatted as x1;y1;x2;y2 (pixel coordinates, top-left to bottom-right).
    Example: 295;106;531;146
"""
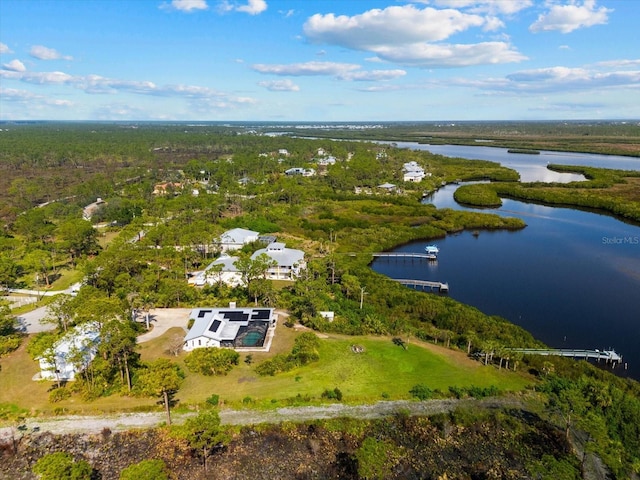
402;161;428;183
38;322;101;381
251;242;306;281
195;241;306;286
183;306;276;351
285;167;316;177
218;228;259;252
194;254;242;287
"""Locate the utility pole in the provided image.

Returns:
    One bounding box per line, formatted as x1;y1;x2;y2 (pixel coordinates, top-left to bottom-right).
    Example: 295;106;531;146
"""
360;287;366;309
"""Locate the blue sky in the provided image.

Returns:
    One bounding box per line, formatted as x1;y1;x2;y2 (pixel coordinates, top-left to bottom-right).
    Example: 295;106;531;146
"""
1;0;638;121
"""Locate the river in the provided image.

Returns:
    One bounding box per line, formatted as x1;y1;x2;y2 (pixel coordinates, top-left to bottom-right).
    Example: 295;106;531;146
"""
371;144;640;380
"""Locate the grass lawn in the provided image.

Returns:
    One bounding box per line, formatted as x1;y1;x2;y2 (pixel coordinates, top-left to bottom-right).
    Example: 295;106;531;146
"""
1;325;533;418
139;326;532;409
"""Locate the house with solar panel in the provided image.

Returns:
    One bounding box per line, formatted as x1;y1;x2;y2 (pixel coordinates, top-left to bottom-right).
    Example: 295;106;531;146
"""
183;305;277;351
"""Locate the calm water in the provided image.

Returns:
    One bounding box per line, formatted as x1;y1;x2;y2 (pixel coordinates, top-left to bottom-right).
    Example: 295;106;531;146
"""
371;145;640;379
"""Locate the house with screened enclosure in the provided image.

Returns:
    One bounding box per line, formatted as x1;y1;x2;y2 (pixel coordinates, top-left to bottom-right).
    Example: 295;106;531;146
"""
183;305;277;351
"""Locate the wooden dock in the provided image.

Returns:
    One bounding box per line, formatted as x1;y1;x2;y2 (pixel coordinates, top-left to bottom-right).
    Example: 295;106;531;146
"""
507;348;623;364
372;252;437;261
391;278;449;293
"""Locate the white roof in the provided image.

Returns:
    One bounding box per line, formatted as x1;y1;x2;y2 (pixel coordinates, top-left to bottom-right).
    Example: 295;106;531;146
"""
184;307;274;343
220;228;259;245
252;244;304;267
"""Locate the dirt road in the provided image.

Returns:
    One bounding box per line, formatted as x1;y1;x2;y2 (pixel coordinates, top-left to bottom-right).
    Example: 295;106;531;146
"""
0;397;524;439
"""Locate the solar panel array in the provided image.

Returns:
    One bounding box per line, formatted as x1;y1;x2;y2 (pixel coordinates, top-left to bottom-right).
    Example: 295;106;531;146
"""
251;309;271;320
208;319;222;333
220;311;250;322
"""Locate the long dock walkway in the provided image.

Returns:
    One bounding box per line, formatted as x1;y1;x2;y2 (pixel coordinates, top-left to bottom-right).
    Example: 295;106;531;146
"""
391;278;449;293
507;348;623;364
372;252;437;261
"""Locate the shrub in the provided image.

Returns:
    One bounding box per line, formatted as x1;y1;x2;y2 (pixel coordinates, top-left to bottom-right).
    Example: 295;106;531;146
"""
409;384;433;400
119;459;169;480
321;387;343;401
49;388;71;403
33;452;93;480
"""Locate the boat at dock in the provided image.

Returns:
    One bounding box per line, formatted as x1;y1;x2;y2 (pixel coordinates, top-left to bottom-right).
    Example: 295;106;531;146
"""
425;245;439;255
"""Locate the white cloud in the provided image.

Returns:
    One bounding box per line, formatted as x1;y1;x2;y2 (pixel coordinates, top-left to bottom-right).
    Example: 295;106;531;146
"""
426;0;533;15
450;65;640;95
251;61;406;81
252;61;361;77
258;79;300;91
0;87;73;107
218;0;266;15
594;59;640;68
0;68;257;109
303;4;525;68
2;59;26;72
236;0;266;15
530;0;612;34
161;0;208;12
374;42;526;67
304;5;486;48
339;69;407;81
30;45;73;61
0;43;12;54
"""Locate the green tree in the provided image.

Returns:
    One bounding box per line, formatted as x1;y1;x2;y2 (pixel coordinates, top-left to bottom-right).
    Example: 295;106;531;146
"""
43;294;75;332
99;319;139;392
184;347;240;376
176;409;230;472
56;218;100;266
235;252;275;287
119;459;169;480
135;359;184;425
0;302;22;356
0;254;21;290
32;452;93;480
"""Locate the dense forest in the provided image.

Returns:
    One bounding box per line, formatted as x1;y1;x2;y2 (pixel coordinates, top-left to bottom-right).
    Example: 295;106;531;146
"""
0;122;639;479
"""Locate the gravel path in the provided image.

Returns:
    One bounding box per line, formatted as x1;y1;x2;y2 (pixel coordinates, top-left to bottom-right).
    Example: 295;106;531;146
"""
0;397;524;439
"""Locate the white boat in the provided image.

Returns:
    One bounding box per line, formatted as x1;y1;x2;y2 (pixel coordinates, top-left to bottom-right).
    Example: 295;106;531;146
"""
425;245;439;255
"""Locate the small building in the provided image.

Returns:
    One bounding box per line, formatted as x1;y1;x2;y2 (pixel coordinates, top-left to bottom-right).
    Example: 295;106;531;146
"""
183;306;277;351
319;311;335;322
251;242;306;281
377;182;396;193
217;228;260;252
38;322;101;381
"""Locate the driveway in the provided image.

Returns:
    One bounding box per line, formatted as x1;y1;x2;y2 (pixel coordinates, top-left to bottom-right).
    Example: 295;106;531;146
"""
16;306;55;334
136;308;191;343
